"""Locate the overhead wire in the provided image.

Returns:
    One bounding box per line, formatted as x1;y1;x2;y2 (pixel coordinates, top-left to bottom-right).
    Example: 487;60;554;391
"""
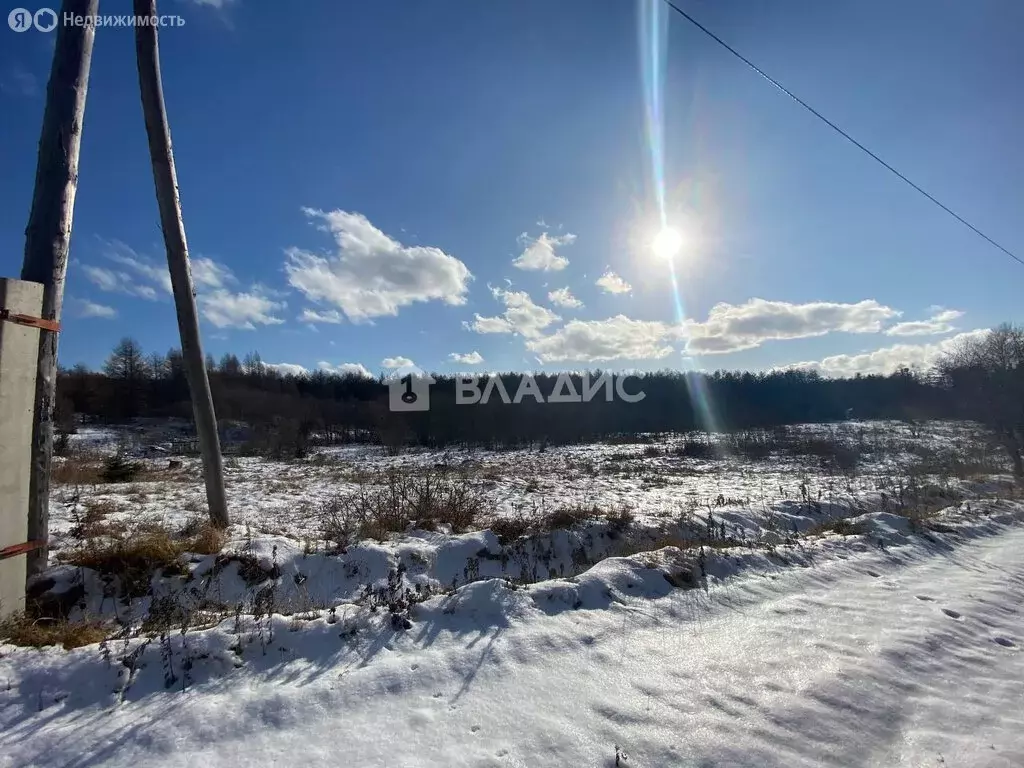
661;0;1024;268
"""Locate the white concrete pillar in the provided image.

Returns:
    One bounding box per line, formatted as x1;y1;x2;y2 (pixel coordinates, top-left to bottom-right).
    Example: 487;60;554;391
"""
0;278;45;620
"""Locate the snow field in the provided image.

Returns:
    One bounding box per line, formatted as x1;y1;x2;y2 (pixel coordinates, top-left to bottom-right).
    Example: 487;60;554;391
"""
2;497;1022;766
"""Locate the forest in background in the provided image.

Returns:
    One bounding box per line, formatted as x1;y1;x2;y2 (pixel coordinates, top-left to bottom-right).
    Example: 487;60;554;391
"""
54;337;966;453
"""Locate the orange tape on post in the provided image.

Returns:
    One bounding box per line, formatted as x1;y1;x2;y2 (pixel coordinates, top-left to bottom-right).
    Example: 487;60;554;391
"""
0;308;61;333
0;540;47;561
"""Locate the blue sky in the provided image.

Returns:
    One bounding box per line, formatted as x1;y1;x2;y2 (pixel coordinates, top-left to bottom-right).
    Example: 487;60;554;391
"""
1;0;1021;378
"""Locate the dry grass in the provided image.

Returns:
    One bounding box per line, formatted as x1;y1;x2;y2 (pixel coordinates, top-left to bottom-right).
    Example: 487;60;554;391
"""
0;614;109;650
51;452;194;487
51;458;105;486
489;515;534;544
51;454;160;486
192;524;228;554
540;504;596;531
61;519;226;597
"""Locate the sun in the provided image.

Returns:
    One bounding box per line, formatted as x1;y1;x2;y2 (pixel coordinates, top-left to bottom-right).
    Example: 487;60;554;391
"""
651;226;683;260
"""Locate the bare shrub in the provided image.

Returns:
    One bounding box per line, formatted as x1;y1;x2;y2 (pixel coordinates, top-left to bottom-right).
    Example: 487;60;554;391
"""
354;474;414;539
68;499;117;539
319;496;361;552
320;469;485;544
409;472;482;532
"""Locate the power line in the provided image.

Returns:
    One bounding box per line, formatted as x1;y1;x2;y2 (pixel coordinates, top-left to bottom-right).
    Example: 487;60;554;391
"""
661;0;1024;269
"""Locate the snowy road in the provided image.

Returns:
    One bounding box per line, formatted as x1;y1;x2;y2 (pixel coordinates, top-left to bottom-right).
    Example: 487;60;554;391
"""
4;523;1023;767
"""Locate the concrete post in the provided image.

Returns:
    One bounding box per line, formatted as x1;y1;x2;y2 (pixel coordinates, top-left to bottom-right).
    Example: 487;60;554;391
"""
0;279;44;620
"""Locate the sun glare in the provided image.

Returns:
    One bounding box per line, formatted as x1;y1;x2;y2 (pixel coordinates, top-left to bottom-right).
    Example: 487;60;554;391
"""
652;226;683;260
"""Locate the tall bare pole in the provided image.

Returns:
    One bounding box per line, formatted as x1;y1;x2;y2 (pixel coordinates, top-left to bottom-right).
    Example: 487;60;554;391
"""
21;0;100;577
134;0;229;528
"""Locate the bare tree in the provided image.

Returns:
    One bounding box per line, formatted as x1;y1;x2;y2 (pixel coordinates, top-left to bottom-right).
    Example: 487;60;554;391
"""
20;0;100;577
134;0;229;527
104;337;149;381
938;324;1024;479
104;337;150;418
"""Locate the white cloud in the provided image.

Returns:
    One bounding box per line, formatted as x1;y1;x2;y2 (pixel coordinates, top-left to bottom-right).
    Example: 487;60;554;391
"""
526;315;681;363
512;232;575;271
685;298;900;355
786;329;990;377
382;356;415;369
285;208;472;322
318;361;373;378
198;288;285;330
466;315;514;334
82;265;160;300
263;362;308;377
72;299;116;319
299;308;344;325
885;308;963;337
465;287;560;339
86;242;284;330
596;271;632;294
190;256;236;289
548;287;583;309
449;351;484;365
104;242;173;295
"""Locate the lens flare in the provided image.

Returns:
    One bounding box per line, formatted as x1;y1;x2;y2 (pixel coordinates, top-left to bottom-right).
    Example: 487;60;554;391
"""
639;0;668;230
638;0;721;433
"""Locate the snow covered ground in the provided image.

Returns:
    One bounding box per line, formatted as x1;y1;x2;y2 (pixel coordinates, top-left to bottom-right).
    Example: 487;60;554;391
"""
2;497;1022;767
47;419;1000;552
3;420;1021;766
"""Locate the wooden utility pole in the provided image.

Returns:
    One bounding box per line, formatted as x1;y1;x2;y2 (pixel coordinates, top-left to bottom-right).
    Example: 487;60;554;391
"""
134;0;229;528
21;0;100;577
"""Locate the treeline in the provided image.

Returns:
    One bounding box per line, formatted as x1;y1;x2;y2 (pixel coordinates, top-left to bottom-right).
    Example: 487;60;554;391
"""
53;337;968;453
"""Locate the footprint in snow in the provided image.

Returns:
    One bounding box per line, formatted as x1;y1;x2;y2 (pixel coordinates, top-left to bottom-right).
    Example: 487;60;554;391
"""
916;595;935;602
471;725;481;733
942;608;963;620
865;570;881;578
992;637;1016;648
